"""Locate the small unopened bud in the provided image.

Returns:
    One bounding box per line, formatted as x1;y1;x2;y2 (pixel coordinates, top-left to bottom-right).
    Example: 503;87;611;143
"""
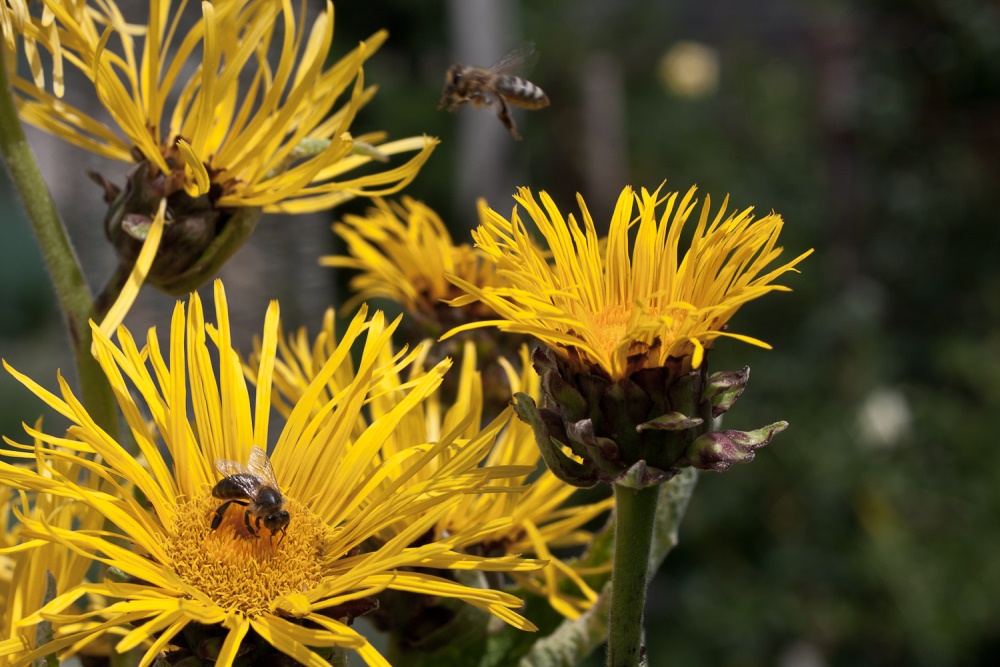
682;421;788;471
701;366;750;418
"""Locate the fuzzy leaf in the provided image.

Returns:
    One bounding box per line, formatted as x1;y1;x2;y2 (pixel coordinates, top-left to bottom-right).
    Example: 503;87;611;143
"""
517;585;611;667
649;468;698;576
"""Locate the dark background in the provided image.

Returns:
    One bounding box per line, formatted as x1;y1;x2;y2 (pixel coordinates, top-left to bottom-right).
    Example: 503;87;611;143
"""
3;0;1000;665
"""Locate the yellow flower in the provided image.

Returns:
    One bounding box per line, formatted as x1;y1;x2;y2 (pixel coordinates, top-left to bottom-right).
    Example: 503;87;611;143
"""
321;197;503;329
0;281;537;667
0;425;107;665
446;185;813;381
10;0;437;340
15;0;434;211
252;312;614;620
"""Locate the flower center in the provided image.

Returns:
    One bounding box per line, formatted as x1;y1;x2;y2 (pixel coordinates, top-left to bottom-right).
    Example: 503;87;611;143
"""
169;494;330;616
591;303;635;357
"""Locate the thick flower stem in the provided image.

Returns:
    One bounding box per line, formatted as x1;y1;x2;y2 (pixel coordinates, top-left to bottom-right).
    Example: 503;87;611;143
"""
608;483;660;667
0;51;118;437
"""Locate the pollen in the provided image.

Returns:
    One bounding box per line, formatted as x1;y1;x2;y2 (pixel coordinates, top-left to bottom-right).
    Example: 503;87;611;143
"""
169;495;332;616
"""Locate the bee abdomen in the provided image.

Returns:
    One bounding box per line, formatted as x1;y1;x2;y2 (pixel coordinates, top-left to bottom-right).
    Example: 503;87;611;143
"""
496;75;550;109
212;474;258;500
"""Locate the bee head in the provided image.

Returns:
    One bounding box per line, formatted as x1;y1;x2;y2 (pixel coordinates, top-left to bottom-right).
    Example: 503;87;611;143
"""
264;509;290;532
438;65;467;110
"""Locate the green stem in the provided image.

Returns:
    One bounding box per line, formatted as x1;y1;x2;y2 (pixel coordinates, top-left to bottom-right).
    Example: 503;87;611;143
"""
0;49;118;437
329;646;349;667
386;635;405;666
608;483;660;667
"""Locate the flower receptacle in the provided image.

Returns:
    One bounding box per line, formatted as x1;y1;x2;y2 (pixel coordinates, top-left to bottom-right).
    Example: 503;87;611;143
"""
514;346;788;488
102;161;261;297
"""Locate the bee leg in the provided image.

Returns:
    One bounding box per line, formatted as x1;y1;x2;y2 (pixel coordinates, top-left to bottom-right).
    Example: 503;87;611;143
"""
244;510;260;538
211;499;247;530
274;526;287;547
494;98;521;140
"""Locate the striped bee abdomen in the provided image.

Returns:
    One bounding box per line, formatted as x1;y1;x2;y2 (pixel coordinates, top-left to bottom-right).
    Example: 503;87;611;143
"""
496;75;550;109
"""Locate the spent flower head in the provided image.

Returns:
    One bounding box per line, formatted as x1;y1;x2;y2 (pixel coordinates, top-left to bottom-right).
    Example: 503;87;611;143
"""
0;281;537;666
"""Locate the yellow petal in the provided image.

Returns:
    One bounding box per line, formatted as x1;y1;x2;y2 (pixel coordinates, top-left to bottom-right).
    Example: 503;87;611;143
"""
93;199;167;355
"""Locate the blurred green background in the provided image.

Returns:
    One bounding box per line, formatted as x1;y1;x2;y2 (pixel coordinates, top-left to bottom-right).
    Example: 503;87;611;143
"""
3;0;1000;665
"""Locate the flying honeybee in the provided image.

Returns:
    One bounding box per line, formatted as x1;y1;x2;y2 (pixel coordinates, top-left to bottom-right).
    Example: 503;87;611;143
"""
438;45;549;140
211;446;290;544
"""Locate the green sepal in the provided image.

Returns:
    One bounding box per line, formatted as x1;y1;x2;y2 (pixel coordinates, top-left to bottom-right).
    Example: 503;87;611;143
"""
701;366;750;418
636;411;704;432
682;421;788;471
512;392;600;487
564;417;623;479
613;459;676;489
121;213;153;241
153;205;261;296
540;365;589;422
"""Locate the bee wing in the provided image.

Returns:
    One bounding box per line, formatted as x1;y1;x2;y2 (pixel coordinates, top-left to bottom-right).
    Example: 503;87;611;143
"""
245;445;281;491
216;471;263;497
214;458;249;478
489;43;537;74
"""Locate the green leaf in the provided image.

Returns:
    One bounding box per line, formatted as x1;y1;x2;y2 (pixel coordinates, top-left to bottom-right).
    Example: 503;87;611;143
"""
517;587;611;667
648;468;698;576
